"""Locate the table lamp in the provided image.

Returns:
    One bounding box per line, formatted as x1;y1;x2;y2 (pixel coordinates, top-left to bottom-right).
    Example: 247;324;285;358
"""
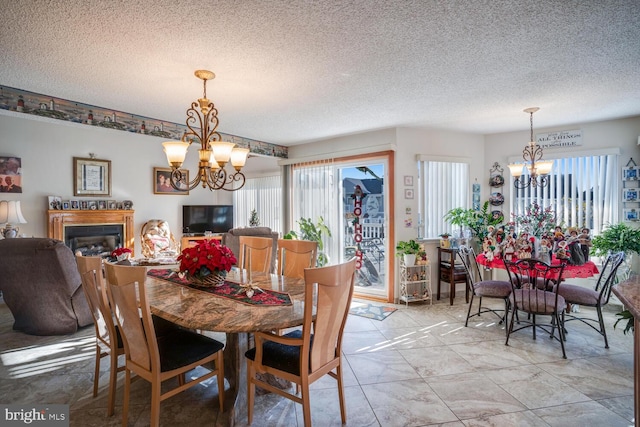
0;200;27;238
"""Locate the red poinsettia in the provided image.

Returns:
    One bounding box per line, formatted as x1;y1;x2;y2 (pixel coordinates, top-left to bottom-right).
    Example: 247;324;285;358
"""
111;247;132;258
177;239;237;280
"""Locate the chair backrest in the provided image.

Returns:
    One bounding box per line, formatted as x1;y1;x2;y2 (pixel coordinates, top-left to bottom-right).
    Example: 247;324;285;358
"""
504;258;565;313
140;219;179;258
457;246;482;287
277;239;318;278
106;278;159;373
595;251;625;305
77;255;114;345
239;236;274;274
104;262;148;287
302;258;356;372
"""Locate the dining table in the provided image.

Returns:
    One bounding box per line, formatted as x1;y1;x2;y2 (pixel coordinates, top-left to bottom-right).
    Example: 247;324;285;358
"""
476;253;600;279
144;267;308;427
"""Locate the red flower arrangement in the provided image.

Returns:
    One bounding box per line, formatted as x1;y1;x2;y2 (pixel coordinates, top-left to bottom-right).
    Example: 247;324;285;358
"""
177;239;237;282
111;247;132;258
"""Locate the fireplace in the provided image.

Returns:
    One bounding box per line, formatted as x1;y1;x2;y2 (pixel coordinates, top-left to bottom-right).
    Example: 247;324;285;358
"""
47;209;135;255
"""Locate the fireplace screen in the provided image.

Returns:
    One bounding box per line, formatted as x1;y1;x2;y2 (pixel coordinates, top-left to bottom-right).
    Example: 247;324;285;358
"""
65;225;123;257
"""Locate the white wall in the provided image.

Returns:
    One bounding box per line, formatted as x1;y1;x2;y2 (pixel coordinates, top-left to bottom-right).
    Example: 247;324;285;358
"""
0;111;280;253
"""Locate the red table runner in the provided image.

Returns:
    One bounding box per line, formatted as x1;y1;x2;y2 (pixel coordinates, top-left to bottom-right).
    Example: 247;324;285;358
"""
147;269;292;306
476;254;599;279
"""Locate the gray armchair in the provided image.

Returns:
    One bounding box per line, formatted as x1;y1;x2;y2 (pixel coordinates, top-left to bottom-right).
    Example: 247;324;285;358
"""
0;238;93;335
222;227;279;273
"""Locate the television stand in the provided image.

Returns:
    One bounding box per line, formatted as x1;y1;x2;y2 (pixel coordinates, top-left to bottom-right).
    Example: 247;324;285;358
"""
181;234;222;249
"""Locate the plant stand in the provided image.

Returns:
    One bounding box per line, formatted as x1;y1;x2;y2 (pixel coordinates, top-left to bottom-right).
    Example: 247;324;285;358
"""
399;261;431;306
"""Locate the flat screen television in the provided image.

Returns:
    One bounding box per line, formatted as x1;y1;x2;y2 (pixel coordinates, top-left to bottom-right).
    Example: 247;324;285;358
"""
182;205;234;234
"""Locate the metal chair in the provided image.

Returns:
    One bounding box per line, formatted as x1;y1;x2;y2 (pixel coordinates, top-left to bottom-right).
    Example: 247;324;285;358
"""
558;251;625;348
504;258;567;358
245;258;357;427
457;246;511;329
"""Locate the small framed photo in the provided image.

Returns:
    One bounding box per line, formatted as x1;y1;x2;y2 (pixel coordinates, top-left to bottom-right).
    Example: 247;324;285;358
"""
47;195;62;210
624;208;638;222
623;188;638;202
97;200;107;210
403;175;414;186
622;166;639;181
80;200;89;210
404;188;414;199
107;200;117;210
88;200;98;210
70;200;80;210
61;200;70;210
74;157;111;197
154;167;189;195
116;202;124;210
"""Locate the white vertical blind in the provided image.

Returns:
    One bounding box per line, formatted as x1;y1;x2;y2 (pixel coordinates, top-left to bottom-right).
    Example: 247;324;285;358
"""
512;154;617;234
232;175;282;232
421;160;469;238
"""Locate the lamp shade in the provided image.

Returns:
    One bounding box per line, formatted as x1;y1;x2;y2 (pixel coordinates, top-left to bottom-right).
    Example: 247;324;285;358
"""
0;200;27;224
230;147;250;169
211;142;236;165
535;160;554;175
507;163;524;178
163;141;190;167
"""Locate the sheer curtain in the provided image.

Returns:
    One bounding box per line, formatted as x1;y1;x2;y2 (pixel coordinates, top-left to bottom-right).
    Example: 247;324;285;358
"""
232;175;282;232
286;160;341;265
511;154;618;235
421;160;469;238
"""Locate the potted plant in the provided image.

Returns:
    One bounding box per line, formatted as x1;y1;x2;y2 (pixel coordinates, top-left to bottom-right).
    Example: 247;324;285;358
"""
283;217;332;266
592;222;640;335
396;239;420;266
444;201;502;250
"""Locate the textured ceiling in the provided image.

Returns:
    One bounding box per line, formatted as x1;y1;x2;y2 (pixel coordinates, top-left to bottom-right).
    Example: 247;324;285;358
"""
1;0;639;145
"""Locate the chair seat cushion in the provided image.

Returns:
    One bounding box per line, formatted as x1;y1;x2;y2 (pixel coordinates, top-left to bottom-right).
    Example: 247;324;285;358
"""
157;330;224;372
245;330;313;375
511;289;566;314
557;284;599;306
474;280;511;298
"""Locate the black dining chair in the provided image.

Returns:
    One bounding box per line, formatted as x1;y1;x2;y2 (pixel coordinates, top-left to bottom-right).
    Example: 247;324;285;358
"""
558;251;625;348
504;258;568;358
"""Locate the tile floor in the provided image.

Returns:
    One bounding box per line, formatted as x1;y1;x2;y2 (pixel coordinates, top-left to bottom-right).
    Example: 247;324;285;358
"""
0;293;635;426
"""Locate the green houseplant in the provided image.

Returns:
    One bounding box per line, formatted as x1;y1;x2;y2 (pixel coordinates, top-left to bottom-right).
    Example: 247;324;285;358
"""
444;201;502;248
592;222;640;335
283;217;332;266
396;239;420;266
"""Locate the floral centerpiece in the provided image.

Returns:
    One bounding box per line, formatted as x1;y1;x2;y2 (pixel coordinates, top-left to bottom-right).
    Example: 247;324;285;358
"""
177;239;237;287
510;201;556;239
111;247;132;262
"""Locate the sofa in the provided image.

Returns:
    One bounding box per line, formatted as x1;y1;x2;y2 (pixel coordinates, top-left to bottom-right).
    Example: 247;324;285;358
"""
222;227;279;273
0;238;93;335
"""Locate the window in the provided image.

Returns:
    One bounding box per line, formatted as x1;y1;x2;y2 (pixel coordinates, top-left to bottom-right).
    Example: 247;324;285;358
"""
511;154;618;234
232;175;282;231
421;160;469;238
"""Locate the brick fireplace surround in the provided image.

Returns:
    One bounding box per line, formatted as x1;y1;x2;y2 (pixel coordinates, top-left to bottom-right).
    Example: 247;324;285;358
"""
47;209;135;255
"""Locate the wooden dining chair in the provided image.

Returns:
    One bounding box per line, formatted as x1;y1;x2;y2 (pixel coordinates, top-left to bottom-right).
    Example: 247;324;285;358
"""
239;236;274;274
245;258;357;427
277;239;318;279
76;255;124;417
106;275;225;427
457;246;511;329
558;251;625;348
504;258;567;358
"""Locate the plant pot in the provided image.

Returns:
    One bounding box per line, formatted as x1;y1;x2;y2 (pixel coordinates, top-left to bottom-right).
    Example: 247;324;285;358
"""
187;271;226;287
403;254;416;266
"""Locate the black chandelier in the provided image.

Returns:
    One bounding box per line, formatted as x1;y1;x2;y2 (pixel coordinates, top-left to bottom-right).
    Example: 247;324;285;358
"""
162;70;249;192
507;107;553;189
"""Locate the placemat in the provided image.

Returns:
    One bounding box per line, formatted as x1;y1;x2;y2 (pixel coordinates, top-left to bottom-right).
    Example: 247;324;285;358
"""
147;269;292;306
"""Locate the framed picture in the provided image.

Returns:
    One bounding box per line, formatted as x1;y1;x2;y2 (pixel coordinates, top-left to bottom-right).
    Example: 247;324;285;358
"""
622;166;639;181
624;208;639;222
0;156;23;193
79;200;89;210
88;200;98;210
107;200;117;210
116;202;124;210
154;167;189;195
97;200;107;210
404;188;414;199
623;188;638;202
61;200;70;210
47;195;62;210
403;175;413;186
70;200;80;210
74;157;111;197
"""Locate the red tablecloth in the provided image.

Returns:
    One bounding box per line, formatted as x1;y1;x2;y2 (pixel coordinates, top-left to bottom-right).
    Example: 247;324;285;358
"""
476;254;599;279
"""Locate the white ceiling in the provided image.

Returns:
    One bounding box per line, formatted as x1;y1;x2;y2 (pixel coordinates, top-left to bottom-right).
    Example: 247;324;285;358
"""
1;0;639;146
